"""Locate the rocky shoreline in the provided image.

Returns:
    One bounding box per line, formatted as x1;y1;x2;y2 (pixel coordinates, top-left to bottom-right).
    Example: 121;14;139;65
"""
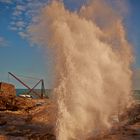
0;96;140;140
0;98;56;140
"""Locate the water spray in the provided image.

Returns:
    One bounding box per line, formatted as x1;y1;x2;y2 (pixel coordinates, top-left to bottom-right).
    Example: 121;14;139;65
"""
29;0;133;139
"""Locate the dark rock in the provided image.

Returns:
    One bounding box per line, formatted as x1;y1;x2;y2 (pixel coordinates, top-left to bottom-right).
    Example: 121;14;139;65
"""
7;130;24;137
0;120;7;126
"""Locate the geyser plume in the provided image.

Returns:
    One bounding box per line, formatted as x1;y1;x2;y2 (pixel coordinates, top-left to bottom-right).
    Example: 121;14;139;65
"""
29;0;133;139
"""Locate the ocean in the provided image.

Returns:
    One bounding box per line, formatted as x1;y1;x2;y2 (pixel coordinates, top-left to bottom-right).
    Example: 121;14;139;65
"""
134;90;140;101
16;89;52;98
15;89;140;100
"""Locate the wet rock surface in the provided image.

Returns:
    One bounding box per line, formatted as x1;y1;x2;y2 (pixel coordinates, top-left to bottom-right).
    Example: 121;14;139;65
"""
88;103;140;140
0;98;56;140
0;98;140;140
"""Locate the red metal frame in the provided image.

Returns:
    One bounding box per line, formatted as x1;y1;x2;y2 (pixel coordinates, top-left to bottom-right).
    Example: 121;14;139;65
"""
8;72;42;98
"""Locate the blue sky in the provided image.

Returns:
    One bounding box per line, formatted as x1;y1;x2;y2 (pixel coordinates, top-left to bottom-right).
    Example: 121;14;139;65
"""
0;0;140;89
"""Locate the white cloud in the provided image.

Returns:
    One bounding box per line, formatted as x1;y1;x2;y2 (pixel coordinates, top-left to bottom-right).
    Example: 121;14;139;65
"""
9;0;49;38
16;5;26;11
16;21;25;28
0;36;8;47
0;0;12;4
18;32;28;39
12;10;22;16
9;26;18;31
10;21;16;25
